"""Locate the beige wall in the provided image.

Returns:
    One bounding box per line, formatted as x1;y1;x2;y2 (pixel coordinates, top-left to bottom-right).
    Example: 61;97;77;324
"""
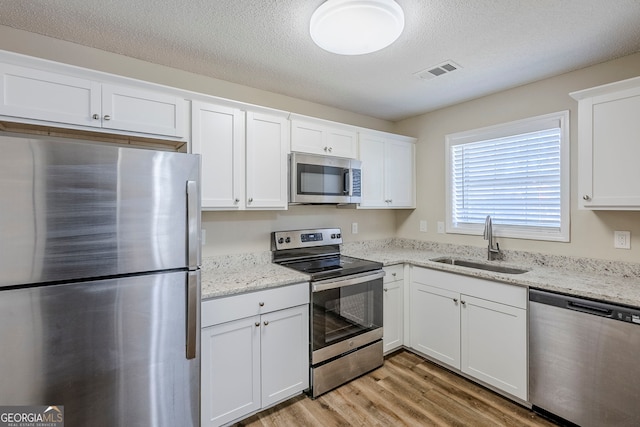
395;53;640;262
202;206;396;256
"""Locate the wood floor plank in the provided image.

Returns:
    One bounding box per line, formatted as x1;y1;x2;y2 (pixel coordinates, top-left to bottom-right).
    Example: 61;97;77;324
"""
233;350;558;427
411;357;555;427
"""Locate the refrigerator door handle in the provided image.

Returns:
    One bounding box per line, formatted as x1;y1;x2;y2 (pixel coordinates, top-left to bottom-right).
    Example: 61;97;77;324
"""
186;270;200;360
186;180;200;270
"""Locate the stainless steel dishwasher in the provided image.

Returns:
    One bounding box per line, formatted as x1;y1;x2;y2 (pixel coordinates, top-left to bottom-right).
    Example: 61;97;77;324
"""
529;289;640;427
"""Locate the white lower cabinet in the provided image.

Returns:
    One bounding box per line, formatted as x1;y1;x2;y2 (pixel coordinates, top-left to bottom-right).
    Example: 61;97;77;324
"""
410;282;460;367
382;264;404;353
409;267;528;401
201;283;309;427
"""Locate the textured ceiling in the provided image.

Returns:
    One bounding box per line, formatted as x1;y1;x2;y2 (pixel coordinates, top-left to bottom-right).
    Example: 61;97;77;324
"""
1;1;640;121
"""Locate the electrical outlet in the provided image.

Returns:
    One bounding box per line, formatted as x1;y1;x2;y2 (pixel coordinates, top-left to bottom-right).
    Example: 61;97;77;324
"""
419;220;427;232
614;231;631;249
437;221;445;234
351;222;358;234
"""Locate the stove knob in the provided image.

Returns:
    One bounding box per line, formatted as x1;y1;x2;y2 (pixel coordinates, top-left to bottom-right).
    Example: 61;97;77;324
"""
331;234;336;239
285;237;291;243
278;237;284;244
336;233;341;239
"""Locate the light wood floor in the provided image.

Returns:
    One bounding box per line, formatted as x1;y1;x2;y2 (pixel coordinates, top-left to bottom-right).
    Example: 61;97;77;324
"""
235;350;558;427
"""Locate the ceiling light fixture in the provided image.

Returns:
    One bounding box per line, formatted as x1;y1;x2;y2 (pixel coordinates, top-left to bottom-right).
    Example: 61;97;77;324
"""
310;0;405;55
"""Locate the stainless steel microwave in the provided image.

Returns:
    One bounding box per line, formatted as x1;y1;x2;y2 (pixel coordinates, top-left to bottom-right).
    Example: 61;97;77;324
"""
289;152;361;204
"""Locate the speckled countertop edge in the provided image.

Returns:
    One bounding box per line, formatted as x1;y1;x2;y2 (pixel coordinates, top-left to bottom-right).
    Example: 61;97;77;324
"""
201;253;309;299
201;239;640;307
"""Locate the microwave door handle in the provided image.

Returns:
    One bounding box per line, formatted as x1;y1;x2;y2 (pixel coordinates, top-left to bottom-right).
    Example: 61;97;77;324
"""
344;169;351;195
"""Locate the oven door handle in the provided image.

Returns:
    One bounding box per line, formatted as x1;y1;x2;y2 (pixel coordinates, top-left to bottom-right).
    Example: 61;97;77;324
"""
312;270;385;292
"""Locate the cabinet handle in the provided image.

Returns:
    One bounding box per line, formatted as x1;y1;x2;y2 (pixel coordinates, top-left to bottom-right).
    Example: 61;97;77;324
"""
103;115;111;121
384;288;388;292
263;321;269;326
392;273;397;277
328;147;332;152
248;197;253;203
234;198;240;203
324;146;328;152
461;300;466;306
92;114;100;120
583;195;591;201
255;322;260;327
258;302;264;307
453;298;458;303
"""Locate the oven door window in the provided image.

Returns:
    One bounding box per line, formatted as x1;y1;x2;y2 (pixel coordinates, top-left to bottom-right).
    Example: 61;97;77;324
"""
297;164;347;196
312;278;383;351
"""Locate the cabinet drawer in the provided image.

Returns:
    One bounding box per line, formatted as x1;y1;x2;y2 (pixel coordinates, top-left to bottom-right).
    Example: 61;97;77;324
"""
202;282;309;327
383;264;404;283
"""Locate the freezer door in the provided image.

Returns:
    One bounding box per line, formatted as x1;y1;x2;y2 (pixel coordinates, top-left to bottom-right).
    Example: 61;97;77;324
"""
0;133;201;287
0;270;200;427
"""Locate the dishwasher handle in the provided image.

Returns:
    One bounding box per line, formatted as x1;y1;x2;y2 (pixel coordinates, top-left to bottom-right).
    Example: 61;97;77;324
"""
530;288;640;325
567;300;613;317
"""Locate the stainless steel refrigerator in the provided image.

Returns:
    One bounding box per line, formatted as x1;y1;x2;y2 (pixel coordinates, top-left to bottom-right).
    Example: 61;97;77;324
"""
0;132;201;427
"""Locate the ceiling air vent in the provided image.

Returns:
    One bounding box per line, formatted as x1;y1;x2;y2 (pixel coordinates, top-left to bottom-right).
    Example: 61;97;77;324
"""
414;60;462;80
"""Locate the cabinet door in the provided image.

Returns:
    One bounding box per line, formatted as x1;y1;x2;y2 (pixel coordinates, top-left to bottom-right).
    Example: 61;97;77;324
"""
201;316;261;427
325;127;357;158
385;139;415;208
0;63;101;127
383;277;403;353
245;111;289;210
260;305;309;407
359;134;387;207
192;101;245;209
291;119;357;158
101;83;186;137
578;86;640;209
291;119;325;155
460;295;527;400
409;282;460;368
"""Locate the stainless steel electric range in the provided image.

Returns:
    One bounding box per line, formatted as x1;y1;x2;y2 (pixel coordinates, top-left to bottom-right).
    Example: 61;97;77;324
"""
272;228;384;398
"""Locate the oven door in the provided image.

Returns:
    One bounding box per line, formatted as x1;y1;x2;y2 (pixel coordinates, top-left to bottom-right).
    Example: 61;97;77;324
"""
311;270;384;365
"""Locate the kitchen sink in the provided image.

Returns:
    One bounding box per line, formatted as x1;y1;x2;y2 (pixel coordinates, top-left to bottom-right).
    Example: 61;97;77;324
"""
430;257;529;274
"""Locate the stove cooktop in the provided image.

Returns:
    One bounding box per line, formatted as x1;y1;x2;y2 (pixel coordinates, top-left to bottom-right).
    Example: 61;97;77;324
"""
279;255;382;281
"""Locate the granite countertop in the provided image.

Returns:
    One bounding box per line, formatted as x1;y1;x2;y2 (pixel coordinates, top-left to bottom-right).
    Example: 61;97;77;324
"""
201;252;309;299
201;238;640;308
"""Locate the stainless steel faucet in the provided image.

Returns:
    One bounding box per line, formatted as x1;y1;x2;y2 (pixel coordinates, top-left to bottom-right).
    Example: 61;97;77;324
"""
483;215;501;261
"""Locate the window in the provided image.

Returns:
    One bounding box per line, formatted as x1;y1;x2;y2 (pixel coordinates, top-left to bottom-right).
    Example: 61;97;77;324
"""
445;111;569;242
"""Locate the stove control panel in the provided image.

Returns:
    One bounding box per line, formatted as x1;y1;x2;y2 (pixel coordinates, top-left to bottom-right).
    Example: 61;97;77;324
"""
272;228;342;250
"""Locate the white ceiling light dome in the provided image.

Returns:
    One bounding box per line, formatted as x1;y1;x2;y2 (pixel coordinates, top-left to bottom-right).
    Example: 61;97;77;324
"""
310;0;405;55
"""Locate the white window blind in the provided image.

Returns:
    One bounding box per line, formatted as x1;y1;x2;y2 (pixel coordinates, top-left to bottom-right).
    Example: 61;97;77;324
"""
445;111;569;242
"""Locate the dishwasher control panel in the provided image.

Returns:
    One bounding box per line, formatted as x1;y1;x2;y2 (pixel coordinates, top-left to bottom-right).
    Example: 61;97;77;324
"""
617;311;640;324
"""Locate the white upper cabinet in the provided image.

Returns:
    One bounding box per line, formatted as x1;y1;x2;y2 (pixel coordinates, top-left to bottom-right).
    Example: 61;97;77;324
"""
192;101;289;211
290;115;357;158
100;83;185;137
571;76;640;210
359;131;416;208
191;101;245;209
0;61;186;138
245;111;289;210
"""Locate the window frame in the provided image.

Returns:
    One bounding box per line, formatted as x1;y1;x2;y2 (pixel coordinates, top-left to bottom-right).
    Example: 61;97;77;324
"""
445;111;570;242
